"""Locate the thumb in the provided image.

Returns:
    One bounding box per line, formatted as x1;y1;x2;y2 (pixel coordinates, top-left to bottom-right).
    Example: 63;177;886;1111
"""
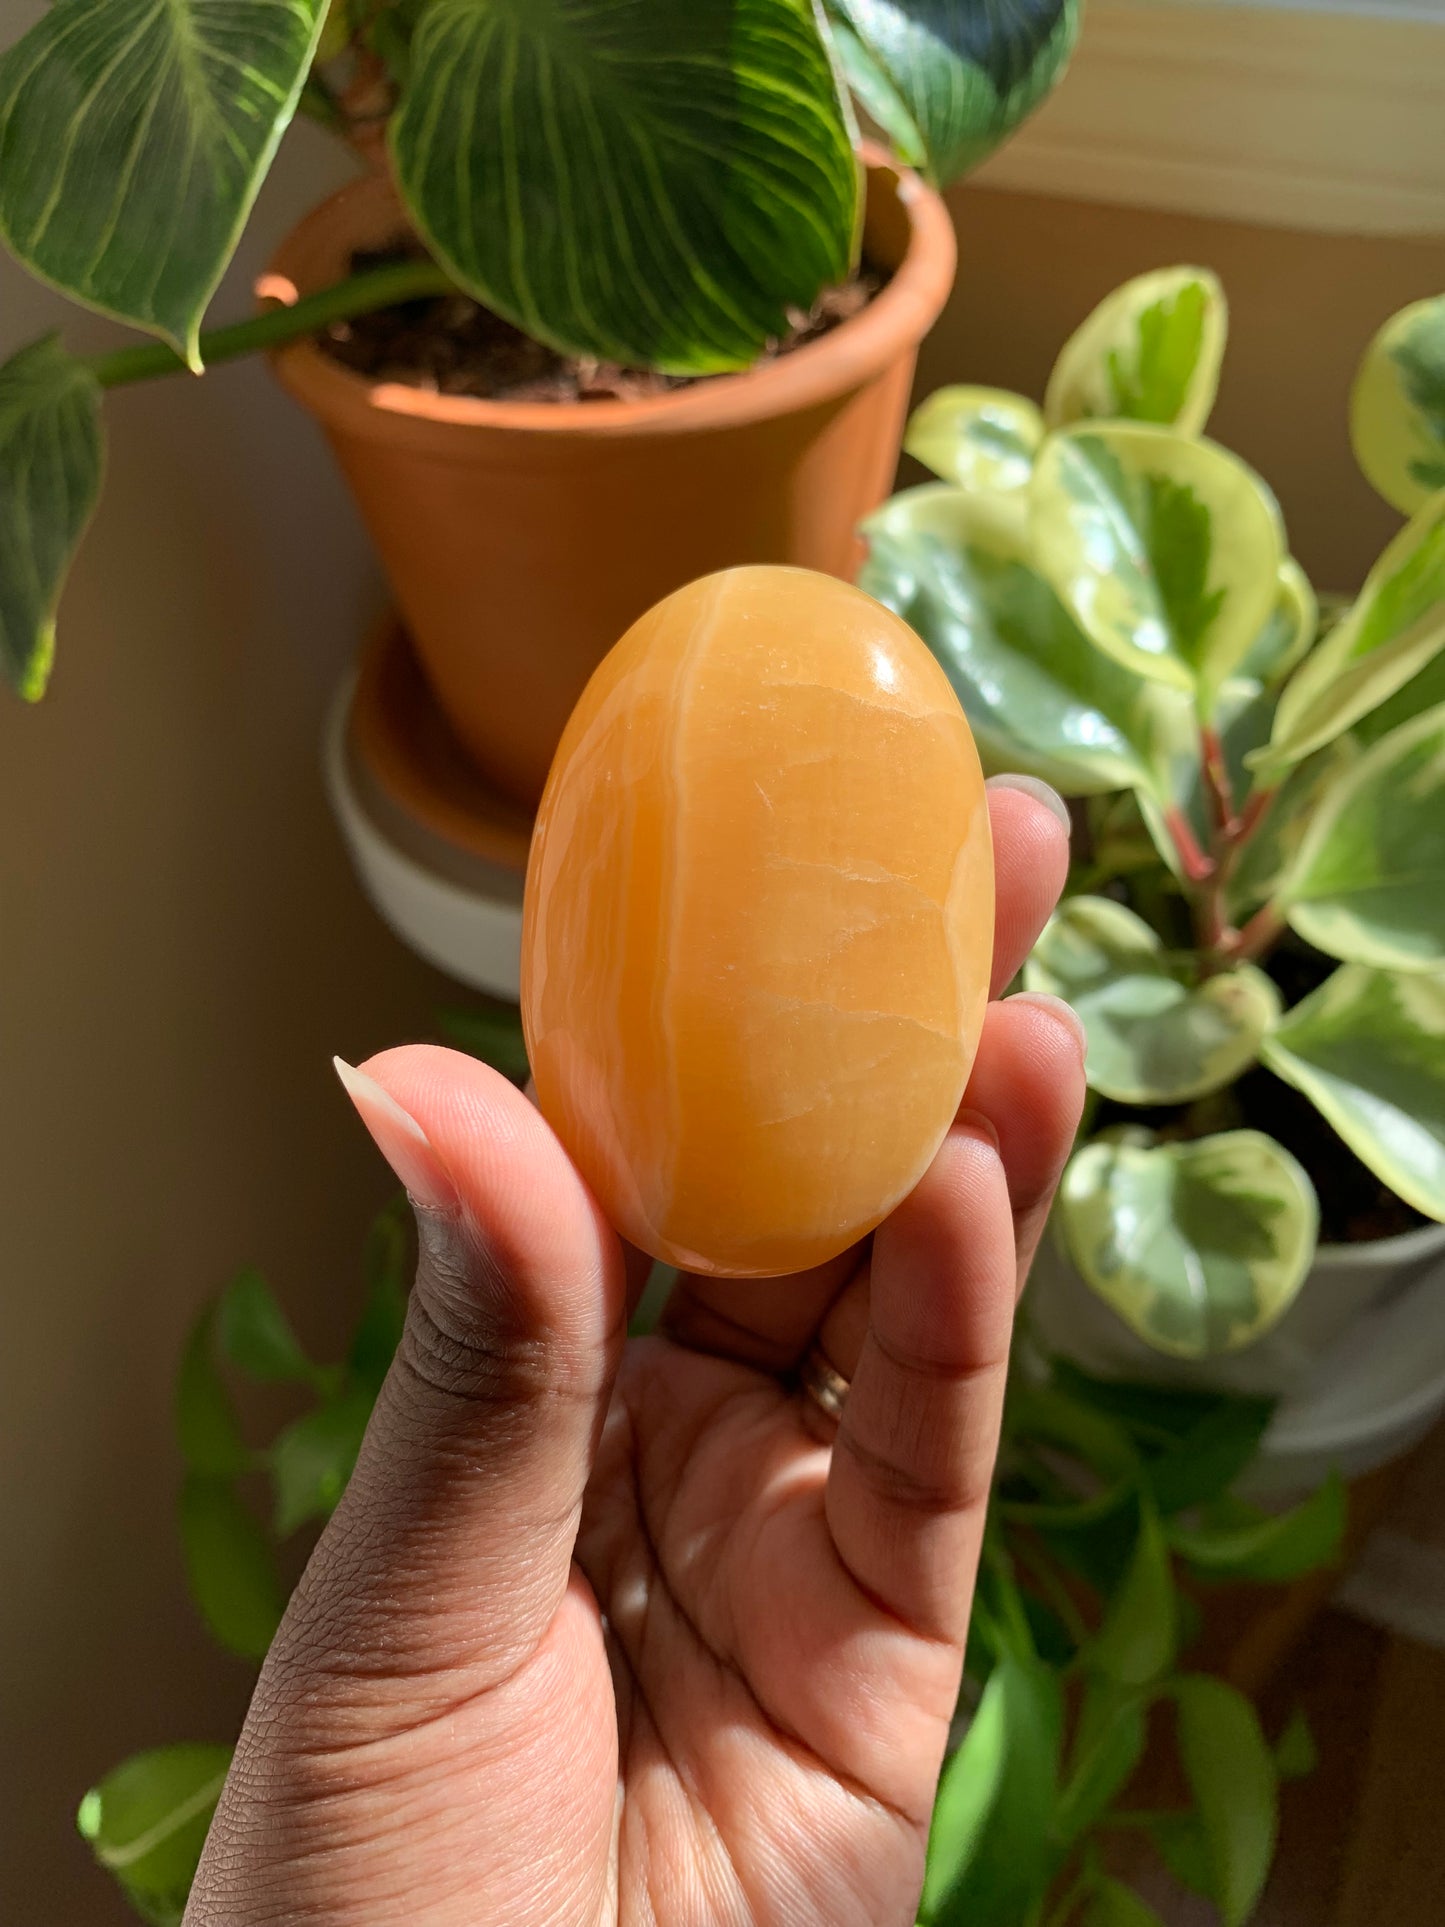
277;1043;626;1709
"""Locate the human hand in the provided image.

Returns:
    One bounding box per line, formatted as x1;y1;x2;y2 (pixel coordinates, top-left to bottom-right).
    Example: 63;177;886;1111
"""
187;780;1085;1927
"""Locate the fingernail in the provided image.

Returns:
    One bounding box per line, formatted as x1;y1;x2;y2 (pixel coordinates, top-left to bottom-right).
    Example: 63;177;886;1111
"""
333;1057;458;1214
957;1107;1002;1152
985;773;1072;834
1006;991;1088;1059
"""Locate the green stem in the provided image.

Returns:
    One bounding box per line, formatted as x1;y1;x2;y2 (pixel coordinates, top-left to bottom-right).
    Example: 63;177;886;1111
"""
84;259;455;389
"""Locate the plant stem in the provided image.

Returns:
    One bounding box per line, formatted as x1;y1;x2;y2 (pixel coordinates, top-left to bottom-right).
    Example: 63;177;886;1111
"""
1229;899;1287;965
1162;807;1215;884
84;259;455;389
1200;726;1238;838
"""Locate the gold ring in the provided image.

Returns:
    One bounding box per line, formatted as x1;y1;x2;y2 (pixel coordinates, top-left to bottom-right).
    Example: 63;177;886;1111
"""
799;1346;850;1423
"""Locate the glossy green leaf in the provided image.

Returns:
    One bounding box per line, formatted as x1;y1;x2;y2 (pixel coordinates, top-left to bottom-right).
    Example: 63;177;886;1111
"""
0;334;102;699
1084;1879;1167;1927
1045;267;1228;435
1274;1705;1317;1781
1026;897;1280;1104
1167;1473;1345;1584
438;998;530;1083
1055;1682;1147;1845
860;483;1194;797
175;1306;249;1480
1256;492;1445;774
824;0;1080;187
77;1742;231;1927
1058;1131;1319;1359
1277;701;1445;972
1260;964;1445;1221
1351;295;1445;515
904;385;1044;491
270;1390;372;1536
348;1199;410;1394
216;1267;311;1384
0;0;327;365
1030;423;1284;710
922;1656;1061;1925
1088;1502;1176;1687
1173;1674;1278;1927
391;0;858;374
178;1472;285;1661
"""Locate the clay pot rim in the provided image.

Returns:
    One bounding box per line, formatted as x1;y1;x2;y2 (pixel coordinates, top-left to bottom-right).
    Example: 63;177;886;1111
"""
261;150;956;443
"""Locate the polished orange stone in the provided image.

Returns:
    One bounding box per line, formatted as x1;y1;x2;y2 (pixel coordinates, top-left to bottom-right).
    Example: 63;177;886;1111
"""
521;566;994;1277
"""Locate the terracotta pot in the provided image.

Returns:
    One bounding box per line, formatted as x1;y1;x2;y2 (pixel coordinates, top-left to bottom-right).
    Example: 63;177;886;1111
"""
263;155;956;807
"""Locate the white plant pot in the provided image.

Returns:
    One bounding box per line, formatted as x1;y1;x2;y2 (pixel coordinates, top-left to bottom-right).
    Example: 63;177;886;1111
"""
1028;1216;1445;1497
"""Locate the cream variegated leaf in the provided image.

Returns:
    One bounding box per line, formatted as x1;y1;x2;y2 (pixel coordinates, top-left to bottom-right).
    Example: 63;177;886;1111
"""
1058;1131;1319;1360
1351;295;1445;516
904;385;1043;492
1260;964;1445;1222
1026;897;1280;1104
1044;267;1228;435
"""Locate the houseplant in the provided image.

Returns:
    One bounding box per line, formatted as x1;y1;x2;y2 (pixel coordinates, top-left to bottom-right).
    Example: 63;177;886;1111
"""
77;1167;1343;1927
0;0;1080;802
860;270;1445;1424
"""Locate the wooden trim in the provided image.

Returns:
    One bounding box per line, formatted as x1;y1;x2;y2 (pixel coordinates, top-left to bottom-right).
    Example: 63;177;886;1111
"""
972;2;1445;236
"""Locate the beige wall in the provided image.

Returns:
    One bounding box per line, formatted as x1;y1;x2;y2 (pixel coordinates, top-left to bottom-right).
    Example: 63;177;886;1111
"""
1;117;1442;1927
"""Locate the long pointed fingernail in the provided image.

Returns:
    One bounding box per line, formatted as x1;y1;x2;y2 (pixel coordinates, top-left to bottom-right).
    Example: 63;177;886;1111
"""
985;772;1072;834
333;1057;458;1213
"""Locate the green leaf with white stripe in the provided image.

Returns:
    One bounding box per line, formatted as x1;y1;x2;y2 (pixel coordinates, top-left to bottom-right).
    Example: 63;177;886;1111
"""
1058;1131;1319;1359
1277;701;1445;972
1351;295;1445;515
823;0;1081;188
1045;267;1228;435
904;385;1043;492
1026;897;1280;1105
860;483;1194;797
1260;965;1445;1221
1254;493;1445;775
1030;423;1284;712
391;0;858;374
0;334;103;699
77;1742;232;1927
0;0;328;367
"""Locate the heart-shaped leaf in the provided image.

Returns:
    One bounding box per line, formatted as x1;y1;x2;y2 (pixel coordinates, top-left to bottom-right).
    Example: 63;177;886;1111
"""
1255;491;1445;774
1260;963;1445;1220
1351;295;1445;515
0;0;327;365
1173;1675;1278;1927
77;1742;232;1927
904;386;1044;492
1088;1501;1177;1687
1030;423;1284;712
1277;700;1445;972
391;0;858;373
1025;897;1280;1104
861;484;1195;798
1166;1473;1346;1583
0;334;103;698
1045;267;1228;435
824;0;1080;188
922;1656;1061;1924
1057;1131;1319;1359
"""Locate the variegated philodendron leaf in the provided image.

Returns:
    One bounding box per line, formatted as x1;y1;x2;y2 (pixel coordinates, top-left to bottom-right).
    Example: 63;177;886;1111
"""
1254;492;1445;775
0;335;103;699
1277;700;1445;972
0;0;328;368
1261;964;1445;1223
859;483;1194;797
392;0;858;373
1026;897;1280;1104
904;386;1043;491
1351;295;1445;516
1029;423;1284;714
1058;1131;1319;1359
824;0;1080;187
1044;267;1228;436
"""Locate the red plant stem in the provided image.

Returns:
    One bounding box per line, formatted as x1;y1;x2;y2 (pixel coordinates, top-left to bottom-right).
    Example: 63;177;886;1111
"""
1231;900;1287;965
1234;783;1280;848
1200;726;1239;838
1163;807;1215;883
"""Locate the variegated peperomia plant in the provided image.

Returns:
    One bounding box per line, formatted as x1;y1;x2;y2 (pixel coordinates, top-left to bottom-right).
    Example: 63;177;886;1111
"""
862;268;1445;1362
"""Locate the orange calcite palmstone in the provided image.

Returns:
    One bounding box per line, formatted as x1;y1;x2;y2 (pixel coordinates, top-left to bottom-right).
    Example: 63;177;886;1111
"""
521;566;994;1278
